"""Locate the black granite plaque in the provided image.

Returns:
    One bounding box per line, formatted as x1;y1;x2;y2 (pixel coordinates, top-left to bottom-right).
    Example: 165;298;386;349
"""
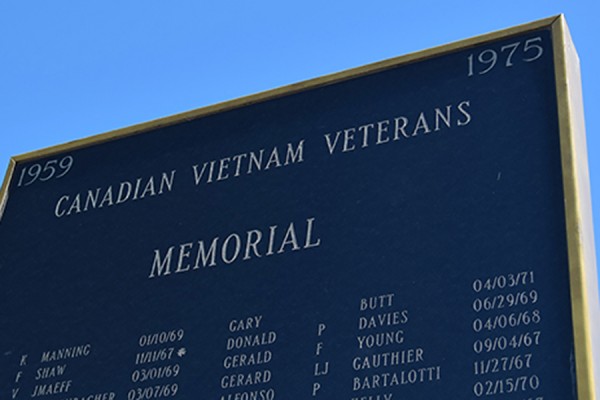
1;16;597;400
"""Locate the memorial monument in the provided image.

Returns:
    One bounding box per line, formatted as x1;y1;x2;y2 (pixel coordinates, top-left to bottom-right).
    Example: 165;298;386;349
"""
1;15;598;400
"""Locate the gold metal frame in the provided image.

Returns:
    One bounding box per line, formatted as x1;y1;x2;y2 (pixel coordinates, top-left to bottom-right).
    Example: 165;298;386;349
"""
553;16;600;400
1;15;596;398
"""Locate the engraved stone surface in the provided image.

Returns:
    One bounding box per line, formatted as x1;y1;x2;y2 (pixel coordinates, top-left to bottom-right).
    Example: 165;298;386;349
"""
0;20;591;400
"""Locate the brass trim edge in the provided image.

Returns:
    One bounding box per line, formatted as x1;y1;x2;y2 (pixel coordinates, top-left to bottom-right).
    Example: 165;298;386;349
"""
0;160;15;219
553;15;599;400
10;15;560;163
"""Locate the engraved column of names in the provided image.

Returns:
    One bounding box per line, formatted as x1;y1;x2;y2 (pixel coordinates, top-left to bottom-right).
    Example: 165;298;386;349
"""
471;271;543;399
312;322;331;398
29;343;112;399
9;353;30;400
31;346;81;398
220;315;276;400
351;293;441;400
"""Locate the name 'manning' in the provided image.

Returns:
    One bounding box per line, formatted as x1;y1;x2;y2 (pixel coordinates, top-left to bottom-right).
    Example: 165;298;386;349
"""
149;217;321;279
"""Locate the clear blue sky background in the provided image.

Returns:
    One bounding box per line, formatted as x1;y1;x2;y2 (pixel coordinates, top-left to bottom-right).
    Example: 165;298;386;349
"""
1;1;599;261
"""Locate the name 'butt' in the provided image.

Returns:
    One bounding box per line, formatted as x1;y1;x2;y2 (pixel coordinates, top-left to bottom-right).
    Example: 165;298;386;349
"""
149;217;321;278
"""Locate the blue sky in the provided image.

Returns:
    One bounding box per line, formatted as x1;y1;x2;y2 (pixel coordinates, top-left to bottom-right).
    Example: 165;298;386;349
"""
1;1;599;250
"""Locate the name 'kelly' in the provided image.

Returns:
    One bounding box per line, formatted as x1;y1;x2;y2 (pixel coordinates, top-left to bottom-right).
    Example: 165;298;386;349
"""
149;217;321;278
